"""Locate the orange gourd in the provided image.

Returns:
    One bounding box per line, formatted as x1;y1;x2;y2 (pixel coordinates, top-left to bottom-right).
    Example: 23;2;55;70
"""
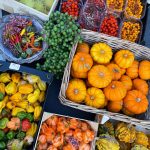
71;68;87;78
88;65;112;88
107;64;122;80
107;100;123;113
72;52;93;73
104;81;127;101
85;87;105;108
114;50;134;68
120;75;132;91
123;90;149;114
66;79;86;103
126;60;139;79
76;42;90;54
122;108;134;116
139;60;150;80
120;68;126;75
133;78;149;95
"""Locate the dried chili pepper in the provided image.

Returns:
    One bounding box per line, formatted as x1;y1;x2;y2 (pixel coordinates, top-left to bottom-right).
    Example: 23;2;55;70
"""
100;15;119;37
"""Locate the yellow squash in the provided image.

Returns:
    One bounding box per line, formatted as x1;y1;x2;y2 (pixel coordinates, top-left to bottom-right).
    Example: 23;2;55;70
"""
19;84;33;94
5;82;17;95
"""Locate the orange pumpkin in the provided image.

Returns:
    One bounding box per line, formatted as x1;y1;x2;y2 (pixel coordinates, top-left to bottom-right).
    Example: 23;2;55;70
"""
107;100;123;113
66;79;86;103
133;78;148;95
122;107;134;116
120;75;132;91
72;52;93;73
104;81;127;101
114;50;134;68
85;87;105;108
88;65;112;88
107;64;122;80
139;60;150;80
120;68;126;75
123;90;149;114
71;68;87;78
126;60;139;79
76;42;90;54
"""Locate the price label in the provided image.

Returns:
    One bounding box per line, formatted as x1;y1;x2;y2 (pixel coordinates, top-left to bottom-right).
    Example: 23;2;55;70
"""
9;63;20;71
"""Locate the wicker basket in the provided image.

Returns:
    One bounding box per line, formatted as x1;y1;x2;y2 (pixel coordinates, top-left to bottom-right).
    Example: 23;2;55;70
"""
59;29;150;129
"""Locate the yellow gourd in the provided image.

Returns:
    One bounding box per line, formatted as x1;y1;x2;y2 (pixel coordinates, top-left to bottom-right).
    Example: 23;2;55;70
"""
66;79;86;103
88;65;112;88
6;101;16;109
26;105;34;113
114;50;134;68
37;79;46;91
131;145;149;150
19;84;33;94
12;107;26;116
16;101;28;109
5;82;17;95
90;43;113;64
0;83;5;94
26;74;40;84
34;106;42;121
10;92;22;102
0;73;11;83
38;91;45;103
85;87;105;108
27;89;40;103
26;123;38;136
11;73;21;83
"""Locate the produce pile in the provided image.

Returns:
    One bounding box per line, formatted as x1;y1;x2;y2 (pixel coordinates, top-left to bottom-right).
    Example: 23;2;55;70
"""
66;42;150;116
36;11;81;79
36;115;95;150
0;72;46;149
2;16;43;59
17;0;54;14
96;121;150;150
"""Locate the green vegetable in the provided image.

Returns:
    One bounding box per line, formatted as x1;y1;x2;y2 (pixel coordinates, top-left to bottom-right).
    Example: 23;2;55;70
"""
7;139;23;150
0;141;6;149
6;131;15;140
17;111;27;120
0;118;9;129
0;93;4;101
26;113;34;122
17;132;26;140
0;130;5;140
36;11;82;79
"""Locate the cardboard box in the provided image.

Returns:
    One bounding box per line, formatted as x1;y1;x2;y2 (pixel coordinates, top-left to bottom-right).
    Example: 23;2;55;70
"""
0;0;59;20
34;112;99;150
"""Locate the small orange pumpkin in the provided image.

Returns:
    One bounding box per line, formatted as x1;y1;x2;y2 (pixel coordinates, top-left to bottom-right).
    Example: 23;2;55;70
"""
76;42;90;54
126;60;139;79
120;75;132;91
107;64;122;80
120;68;126;75
72;52;93;73
85;87;105;108
122;107;134;116
133;78;148;95
107;100;123;113
104;81;127;101
66;79;86;103
114;50;134;68
71;68;87;78
123;90;149;114
88;65;112;88
139;60;150;80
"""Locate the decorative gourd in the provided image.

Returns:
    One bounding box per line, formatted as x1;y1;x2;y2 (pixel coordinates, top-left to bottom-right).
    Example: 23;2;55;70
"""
71;68;87;78
85;87;105;108
107;100;123;113
114;50;134;68
134;131;149;147
104;81;127;101
139;60;150;80
120;75;132;91
126;60;139;79
115;122;136;143
76;42;90;54
88;65;112;88
120;68;126;75
131;145;149;150
96;135;120;150
104;121;115;136
133;78;148;95
90;43;113;64
66;79;86;103
19;84;33;94
122;107;134;116
107;64;122;80
72;52;93;72
123;90;149;114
